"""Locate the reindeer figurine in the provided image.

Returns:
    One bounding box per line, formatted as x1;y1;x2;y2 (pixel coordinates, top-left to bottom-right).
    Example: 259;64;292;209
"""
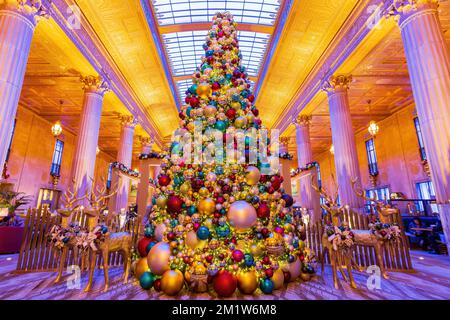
311;177;357;289
84;179;132;293
53;180;86;283
350;177;400;279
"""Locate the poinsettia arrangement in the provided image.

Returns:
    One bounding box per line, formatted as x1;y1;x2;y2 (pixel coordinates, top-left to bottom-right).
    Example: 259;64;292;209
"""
48;222;109;252
325;224;355;251
369;221;401;241
111;162;140;178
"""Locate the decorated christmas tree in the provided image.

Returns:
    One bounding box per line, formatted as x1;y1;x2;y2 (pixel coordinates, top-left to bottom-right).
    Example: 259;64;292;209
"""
135;12;315;297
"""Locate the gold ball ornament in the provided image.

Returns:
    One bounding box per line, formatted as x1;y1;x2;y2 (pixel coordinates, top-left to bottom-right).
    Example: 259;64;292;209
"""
198;198;216;215
272;268;285;290
156;195;167;208
147;242;171;276
227;200;257;230
135;257;150;280
250;243;265;257
237;271;258;295
234;116;248;129
204;105;217;117
196;83;212;100
161;270;184;296
179;182;191;194
245;166;261;185
199;187;209;198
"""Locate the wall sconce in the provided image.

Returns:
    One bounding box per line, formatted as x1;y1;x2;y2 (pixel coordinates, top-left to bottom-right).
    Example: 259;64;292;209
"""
96;146;100;155
368;120;379;137
329;144;335;155
51;121;63;137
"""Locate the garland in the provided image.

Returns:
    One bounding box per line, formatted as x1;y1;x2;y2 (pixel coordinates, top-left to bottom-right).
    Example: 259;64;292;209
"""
278;152;294;160
369;221;401;241
291;161;319;177
324;224;355;251
139;152;166;160
111;161;140;178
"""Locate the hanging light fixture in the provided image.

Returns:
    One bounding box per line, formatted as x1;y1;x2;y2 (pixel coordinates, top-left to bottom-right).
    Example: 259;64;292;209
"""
368;120;380;137
51;121;63;137
329;144;335;155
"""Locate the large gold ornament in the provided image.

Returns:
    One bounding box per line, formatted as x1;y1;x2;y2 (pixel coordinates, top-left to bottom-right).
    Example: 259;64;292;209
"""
245;166;261;185
147;242;171;275
272;268;284;290
198;198;216;215
135;257;150;280
227;200;257;230
197;82;212;100
161;269;184;296
237;271;258;294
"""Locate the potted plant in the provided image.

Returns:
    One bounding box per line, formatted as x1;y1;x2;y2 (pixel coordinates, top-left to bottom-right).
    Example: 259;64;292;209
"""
0;182;32;254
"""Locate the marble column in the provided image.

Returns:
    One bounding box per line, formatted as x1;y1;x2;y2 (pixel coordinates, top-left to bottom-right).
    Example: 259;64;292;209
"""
293;115;321;222
396;0;450;253
0;1;47;170
70;76;109;200
113;116;137;213
323;75;363;209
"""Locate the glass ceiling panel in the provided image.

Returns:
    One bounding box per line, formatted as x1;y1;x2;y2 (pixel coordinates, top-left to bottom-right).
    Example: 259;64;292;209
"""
152;0;281;26
162;30;270;78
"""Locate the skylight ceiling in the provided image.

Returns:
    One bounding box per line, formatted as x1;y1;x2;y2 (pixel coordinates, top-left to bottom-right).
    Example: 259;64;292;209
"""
153;0;280;26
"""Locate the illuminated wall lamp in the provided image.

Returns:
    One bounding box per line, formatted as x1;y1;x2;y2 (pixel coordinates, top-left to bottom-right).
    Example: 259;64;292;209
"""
329;144;335;155
51;121;63;137
368;120;380;137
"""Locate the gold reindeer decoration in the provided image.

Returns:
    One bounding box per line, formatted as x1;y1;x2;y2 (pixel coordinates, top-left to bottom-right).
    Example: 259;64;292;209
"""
350;177;400;279
84;179;132;293
311;176;357;289
54;180;86;283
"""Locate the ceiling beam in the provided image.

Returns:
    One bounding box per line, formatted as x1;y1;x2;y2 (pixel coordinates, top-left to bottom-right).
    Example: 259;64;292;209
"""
158;23;274;34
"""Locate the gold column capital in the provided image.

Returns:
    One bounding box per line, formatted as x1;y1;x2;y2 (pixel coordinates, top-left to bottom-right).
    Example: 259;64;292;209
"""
139;136;154;147
322;75;352;94
0;0;49;27
119;114;138;128
292;114;312;127
390;0;439;28
81;75;110;96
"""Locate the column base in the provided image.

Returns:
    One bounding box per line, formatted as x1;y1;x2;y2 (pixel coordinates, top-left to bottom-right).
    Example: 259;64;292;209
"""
437;204;450;258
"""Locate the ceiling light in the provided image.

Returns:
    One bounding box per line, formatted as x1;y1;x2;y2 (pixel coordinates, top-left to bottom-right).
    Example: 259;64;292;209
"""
51;121;63;137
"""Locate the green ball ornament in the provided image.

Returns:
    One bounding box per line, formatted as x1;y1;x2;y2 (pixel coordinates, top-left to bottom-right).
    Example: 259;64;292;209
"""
140;272;155;290
260;279;274;294
215;120;227;132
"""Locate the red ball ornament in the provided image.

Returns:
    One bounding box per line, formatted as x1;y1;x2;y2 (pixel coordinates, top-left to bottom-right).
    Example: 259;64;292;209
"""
232;250;244;262
212;82;221;91
226;108;237;119
137;237;153;257
213;270;237;297
153;279;162;292
167;232;176;241
262;256;271;265
190;96;200;108
167;195;183;214
271;176;282;191
283;271;291;283
248;94;255;103
265;268;274;278
206;255;214;263
252;108;259;116
193;223;200;231
257;203;270;219
158;174;171;187
261;228;270;238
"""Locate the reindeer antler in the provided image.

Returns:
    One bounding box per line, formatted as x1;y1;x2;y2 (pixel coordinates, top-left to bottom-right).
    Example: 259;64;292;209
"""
351;177;377;203
61;179;86;211
88;177;118;210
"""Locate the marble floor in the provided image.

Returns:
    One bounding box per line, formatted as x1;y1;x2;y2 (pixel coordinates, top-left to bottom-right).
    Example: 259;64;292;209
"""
0;250;449;300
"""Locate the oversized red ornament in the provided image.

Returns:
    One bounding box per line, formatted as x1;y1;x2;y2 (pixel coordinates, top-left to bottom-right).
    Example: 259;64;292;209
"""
232;250;244;262
137;237;153;257
271;176;282;191
248;94;255;102
213;270;237;297
257;203;270;219
158;174;171;187
190;96;200;108
226;108;237;119
167;195;183;214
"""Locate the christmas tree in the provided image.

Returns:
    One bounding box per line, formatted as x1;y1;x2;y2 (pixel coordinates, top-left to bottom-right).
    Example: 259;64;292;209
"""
135;12;315;297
